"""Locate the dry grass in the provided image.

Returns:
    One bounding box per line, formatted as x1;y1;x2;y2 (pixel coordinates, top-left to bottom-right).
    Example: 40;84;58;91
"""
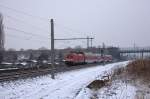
126;59;150;82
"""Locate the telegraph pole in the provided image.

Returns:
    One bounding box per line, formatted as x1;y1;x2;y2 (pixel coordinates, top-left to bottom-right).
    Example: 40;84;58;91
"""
50;19;55;79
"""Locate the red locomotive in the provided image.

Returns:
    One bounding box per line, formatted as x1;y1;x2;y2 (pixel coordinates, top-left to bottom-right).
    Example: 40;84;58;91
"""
64;51;112;66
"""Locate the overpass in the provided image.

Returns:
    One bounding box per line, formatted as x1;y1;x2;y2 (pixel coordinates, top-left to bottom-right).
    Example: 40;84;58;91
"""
120;48;150;53
119;48;150;59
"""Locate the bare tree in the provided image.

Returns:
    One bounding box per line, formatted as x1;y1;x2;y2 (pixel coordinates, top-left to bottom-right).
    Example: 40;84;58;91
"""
0;13;4;64
38;52;49;61
8;48;16;51
29;53;34;60
38;47;48;50
20;48;24;51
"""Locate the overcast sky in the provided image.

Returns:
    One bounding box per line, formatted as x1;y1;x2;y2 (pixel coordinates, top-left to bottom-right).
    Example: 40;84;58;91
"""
0;0;150;50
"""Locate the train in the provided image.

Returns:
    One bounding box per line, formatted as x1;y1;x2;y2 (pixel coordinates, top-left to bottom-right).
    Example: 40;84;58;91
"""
64;51;112;66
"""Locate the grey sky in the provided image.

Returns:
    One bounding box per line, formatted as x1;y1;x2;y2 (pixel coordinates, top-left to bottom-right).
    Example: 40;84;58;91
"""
0;0;150;50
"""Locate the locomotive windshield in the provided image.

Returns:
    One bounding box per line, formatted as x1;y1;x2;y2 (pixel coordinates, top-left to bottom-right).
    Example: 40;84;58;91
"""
66;54;73;58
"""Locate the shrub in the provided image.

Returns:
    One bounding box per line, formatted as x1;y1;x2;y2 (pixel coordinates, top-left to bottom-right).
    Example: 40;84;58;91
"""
126;59;150;81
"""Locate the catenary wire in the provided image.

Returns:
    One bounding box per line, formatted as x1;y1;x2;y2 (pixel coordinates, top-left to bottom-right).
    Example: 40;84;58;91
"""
0;3;48;22
7;33;49;43
4;26;49;39
4;14;49;33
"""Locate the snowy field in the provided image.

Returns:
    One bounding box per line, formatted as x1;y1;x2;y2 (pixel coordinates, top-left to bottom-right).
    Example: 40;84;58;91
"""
76;79;136;99
0;61;135;99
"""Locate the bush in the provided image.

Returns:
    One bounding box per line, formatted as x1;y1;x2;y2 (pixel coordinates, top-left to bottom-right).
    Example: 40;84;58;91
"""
126;59;150;81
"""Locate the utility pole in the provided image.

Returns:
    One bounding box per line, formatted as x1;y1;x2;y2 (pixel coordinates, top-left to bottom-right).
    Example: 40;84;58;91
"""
102;42;105;54
141;49;144;59
51;19;55;79
102;43;105;65
90;38;93;48
87;36;89;50
133;43;136;59
98;45;101;54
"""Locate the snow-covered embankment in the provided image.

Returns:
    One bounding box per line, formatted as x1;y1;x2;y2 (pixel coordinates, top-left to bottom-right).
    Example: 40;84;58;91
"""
0;61;129;99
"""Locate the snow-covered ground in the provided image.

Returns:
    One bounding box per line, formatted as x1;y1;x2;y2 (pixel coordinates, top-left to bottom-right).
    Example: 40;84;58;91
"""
76;80;136;99
0;61;133;99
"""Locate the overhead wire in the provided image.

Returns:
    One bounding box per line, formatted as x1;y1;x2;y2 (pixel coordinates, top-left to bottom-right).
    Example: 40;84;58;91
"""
0;3;91;36
5;26;50;39
0;3;88;36
4;14;49;33
7;33;49;43
0;3;85;34
55;22;87;35
0;4;52;49
0;3;48;22
0;3;92;49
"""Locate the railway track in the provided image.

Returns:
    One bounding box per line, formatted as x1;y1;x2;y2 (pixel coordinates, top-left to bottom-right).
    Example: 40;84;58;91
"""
0;62;113;82
0;68;53;82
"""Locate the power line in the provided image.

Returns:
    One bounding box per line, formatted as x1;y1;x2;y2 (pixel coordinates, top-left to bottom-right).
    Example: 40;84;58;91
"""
55;37;94;40
4;15;74;36
0;4;94;38
0;3;48;22
5;26;49;39
7;33;48;43
55;22;87;35
4;14;49;33
0;4;92;37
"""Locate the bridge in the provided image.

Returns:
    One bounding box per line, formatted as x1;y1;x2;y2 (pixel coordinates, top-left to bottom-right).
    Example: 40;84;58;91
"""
119;48;150;59
120;48;150;53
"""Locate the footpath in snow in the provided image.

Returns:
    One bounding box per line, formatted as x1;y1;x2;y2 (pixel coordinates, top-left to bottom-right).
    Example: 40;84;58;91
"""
0;61;130;99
